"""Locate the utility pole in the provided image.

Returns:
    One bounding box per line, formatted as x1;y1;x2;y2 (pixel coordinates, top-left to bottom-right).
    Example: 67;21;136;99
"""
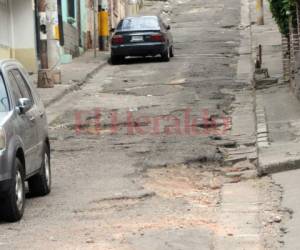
38;0;48;69
94;0;98;57
37;0;54;88
57;0;64;47
256;0;264;25
77;0;82;47
99;0;109;51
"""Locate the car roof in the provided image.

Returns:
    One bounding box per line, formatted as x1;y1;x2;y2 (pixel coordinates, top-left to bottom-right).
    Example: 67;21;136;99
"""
0;59;19;69
123;15;159;20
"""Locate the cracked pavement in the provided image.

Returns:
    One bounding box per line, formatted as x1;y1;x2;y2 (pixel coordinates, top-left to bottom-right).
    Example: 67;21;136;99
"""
0;0;286;249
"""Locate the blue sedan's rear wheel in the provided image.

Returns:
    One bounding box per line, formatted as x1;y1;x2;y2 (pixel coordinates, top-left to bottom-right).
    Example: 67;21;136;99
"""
170;46;174;57
111;55;124;65
161;48;170;62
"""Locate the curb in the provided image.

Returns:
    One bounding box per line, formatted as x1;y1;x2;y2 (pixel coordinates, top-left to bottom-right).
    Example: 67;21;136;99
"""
259;158;300;175
255;97;270;176
44;61;108;108
255;106;269;148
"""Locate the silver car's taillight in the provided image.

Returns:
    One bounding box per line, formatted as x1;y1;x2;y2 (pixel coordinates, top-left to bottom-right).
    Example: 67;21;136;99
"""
0;128;6;150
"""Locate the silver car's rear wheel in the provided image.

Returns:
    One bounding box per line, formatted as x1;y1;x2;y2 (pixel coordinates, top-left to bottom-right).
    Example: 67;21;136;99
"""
15;170;24;211
161;48;170;62
44;152;51;189
28;143;51;196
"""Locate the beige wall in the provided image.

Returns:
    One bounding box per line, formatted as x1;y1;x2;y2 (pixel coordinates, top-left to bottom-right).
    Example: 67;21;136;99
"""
110;0;127;28
0;47;10;58
11;48;37;73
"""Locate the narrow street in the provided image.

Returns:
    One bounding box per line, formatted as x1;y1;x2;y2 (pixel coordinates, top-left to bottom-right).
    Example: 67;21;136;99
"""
0;0;284;249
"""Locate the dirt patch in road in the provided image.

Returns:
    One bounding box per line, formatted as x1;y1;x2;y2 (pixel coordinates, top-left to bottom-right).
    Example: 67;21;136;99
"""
143;164;221;207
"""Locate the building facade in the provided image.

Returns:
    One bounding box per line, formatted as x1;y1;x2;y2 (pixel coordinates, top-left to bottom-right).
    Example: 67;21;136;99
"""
46;0;96;67
0;0;144;74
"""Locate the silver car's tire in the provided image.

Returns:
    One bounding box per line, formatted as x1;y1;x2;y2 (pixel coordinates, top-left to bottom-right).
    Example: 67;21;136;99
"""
0;158;25;222
28;144;51;196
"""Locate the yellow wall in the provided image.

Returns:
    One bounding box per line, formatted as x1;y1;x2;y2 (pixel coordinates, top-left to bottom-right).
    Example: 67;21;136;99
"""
11;48;37;73
0;47;37;73
0;47;11;59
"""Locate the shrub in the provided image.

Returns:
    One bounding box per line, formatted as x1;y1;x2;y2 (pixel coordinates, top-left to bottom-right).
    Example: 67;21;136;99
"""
268;0;296;36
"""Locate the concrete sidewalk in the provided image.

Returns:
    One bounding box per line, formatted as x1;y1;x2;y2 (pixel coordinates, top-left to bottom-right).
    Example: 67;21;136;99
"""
250;0;282;78
250;0;300;174
31;50;109;108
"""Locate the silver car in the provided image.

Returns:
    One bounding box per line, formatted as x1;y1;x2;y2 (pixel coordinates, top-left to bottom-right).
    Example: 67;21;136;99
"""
0;60;51;222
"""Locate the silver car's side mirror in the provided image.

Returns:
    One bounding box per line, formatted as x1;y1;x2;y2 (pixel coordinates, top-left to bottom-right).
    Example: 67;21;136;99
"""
16;98;32;114
166;25;171;30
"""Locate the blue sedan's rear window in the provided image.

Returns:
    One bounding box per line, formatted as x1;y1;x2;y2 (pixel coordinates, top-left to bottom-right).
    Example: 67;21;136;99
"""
0;73;9;112
118;17;160;31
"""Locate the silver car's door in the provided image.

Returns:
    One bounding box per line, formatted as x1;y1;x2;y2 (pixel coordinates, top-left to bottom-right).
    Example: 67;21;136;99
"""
6;69;39;174
30;88;46;167
18;67;45;168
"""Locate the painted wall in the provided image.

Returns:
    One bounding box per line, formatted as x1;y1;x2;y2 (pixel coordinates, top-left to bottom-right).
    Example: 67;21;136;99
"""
10;0;37;72
126;0;143;17
0;0;11;57
81;0;87;33
60;0;94;60
0;0;37;72
109;0;128;28
62;0;69;22
80;0;89;49
46;0;61;68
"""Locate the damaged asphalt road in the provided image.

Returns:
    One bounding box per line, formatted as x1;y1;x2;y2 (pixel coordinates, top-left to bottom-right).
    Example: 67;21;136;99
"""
0;0;286;249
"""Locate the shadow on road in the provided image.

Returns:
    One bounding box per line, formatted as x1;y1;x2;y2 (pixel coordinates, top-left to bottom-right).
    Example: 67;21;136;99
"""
108;56;167;65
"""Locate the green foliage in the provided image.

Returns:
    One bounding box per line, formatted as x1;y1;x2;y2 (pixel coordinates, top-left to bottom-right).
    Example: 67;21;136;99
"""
268;0;296;36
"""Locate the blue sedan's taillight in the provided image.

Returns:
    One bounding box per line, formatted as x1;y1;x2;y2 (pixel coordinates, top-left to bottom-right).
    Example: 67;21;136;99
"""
112;35;124;45
150;34;165;42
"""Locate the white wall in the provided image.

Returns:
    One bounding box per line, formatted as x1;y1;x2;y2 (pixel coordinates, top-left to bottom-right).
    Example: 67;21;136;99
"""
0;0;10;48
10;0;36;49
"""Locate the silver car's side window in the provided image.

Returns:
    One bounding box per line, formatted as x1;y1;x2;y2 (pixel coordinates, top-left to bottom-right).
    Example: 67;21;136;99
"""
0;73;9;112
11;69;34;104
7;71;22;105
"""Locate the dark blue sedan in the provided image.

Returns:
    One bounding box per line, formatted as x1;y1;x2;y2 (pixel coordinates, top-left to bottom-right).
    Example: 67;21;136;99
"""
110;16;174;64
